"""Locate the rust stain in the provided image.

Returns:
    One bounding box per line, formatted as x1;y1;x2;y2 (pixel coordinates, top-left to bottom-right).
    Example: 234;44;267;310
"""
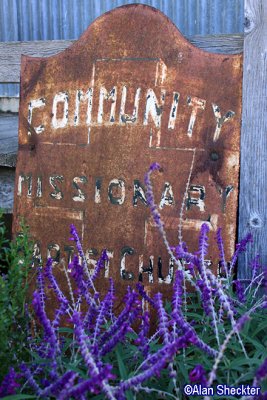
13;4;243;303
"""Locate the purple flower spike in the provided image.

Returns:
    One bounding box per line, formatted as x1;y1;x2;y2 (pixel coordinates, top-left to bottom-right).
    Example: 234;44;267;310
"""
135;311;150;357
149;162;161;171
69;256;93;306
44;258;69;327
172;311;218;357
118;332;192;396
72;311;100;376
216;228;228;278
256;358;267;381
251;254;261;278
199;223;210;260
90;250;109;283
99;321;131;357
136;282;155;307
45;258;66;302
229;233;253;275
154;292;170;344
36;266;46;310
196;279;212;316
0;368;21;396
32;290;58;360
234;280;246;303
20;363;42;395
40;371;78;397
92;285;115;346
189;364;207;385
99;288;140;348
172;270;184;314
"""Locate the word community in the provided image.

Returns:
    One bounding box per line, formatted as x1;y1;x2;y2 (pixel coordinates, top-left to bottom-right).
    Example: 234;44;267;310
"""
28;85;235;141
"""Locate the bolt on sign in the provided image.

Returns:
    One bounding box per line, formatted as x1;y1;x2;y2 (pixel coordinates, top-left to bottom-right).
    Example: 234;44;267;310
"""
13;4;242;300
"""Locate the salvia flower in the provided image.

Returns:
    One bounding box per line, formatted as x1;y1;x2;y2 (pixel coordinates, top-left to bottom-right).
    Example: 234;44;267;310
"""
189;364;207;385
229;232;253;276
172;311;218;357
88;250;109;287
251;254;261;279
216;227;229;280
69;255;94;307
135;311;150;357
196;278;212;316
70;224;94;286
36;265;46;310
256;358;267;381
118;332;192;395
72;311;99;375
234;280;246;303
172;269;184;314
4;216;266;400
32;290;58;360
99;287;139;347
149;162;161;171
92;285;115;347
136;282;155;307
154;292;170;344
20;363;42;395
40;371;78;397
0;368;21;397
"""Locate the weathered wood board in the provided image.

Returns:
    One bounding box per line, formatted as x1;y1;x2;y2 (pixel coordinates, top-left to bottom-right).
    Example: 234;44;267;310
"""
13;4;242;298
0;35;243;83
238;0;267;278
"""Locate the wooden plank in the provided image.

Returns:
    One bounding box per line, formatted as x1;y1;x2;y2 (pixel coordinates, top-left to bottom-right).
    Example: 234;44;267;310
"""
190;34;244;54
0;40;75;83
0;113;18;167
0;97;19;113
0;167;15;212
0;34;243;83
238;0;267;279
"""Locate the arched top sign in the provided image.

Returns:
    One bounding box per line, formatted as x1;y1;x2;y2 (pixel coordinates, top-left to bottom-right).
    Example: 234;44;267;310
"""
14;4;242;300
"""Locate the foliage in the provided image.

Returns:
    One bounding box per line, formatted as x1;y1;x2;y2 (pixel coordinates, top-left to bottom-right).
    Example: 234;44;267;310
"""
0;213;34;380
0;164;266;399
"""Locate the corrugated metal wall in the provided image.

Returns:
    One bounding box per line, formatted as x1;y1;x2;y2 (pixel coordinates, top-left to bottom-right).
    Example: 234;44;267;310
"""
0;0;244;96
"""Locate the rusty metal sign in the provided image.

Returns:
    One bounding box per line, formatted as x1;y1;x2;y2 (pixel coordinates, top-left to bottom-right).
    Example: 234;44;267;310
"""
13;4;242;299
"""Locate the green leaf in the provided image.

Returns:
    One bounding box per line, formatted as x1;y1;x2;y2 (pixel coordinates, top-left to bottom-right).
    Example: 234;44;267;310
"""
115;345;135;400
58;327;74;334
115;345;128;380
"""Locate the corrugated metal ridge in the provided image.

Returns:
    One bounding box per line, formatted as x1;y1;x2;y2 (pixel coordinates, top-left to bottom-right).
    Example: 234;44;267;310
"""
0;0;244;96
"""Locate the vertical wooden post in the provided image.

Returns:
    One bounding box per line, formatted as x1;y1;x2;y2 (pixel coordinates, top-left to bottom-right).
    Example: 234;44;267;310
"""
238;0;267;279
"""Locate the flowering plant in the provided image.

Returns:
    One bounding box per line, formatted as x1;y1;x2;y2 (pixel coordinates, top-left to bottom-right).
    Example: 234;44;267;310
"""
0;217;33;380
0;165;266;399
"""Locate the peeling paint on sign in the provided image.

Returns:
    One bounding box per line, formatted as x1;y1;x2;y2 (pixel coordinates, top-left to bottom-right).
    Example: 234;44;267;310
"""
13;4;242;301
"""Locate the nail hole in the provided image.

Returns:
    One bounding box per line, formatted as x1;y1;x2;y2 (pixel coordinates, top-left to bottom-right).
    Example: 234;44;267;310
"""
244;17;251;29
249;213;263;229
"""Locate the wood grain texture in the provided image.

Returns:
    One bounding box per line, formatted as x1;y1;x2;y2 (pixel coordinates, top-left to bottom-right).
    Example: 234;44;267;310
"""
0;114;18;167
0;34;243;83
0;167;15;212
0;40;75;83
238;0;267;279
